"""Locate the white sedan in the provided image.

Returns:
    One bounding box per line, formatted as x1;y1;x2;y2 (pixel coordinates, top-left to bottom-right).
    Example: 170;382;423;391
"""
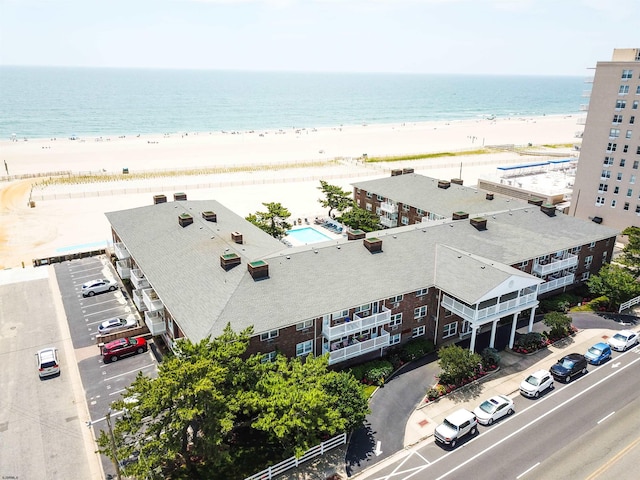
82;278;119;297
98;317;137;335
607;330;639;352
473;395;515;425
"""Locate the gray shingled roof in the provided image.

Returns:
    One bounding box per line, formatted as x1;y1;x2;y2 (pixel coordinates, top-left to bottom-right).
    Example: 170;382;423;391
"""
105;195;618;342
351;174;528;218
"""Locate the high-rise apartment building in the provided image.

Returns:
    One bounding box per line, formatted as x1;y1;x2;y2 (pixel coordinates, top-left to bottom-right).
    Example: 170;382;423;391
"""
570;48;640;230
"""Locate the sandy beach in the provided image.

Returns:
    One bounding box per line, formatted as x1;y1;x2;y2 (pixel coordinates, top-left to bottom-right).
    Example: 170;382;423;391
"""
0;115;580;269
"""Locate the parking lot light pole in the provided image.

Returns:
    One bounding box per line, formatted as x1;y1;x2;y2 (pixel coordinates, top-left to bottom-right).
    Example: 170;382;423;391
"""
106;409;123;480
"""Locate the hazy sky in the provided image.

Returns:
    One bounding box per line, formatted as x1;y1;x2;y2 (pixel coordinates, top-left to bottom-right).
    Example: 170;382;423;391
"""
1;0;638;75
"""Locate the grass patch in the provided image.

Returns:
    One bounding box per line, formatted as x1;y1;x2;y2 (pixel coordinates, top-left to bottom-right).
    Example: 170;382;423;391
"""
365;149;491;163
363;384;378;398
541;143;574;149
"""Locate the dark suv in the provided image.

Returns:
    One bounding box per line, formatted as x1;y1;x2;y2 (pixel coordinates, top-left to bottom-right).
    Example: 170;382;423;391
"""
550;353;588;383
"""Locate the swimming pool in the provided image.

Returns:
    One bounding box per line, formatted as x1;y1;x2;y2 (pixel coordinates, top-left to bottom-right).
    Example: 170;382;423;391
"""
286;227;332;244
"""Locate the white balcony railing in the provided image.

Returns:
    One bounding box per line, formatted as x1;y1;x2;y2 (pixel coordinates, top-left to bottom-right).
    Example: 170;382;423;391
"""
116;259;131;279
579;104;589;111
322;307;391;341
113;242;130;260
532;253;578;276
142;288;163;312
442;292;538;324
132;289;147;312
130;269;150;290
576;117;587;125
380;202;398;214
538;274;575;294
325;330;391;365
380;216;398;228
144;310;166;336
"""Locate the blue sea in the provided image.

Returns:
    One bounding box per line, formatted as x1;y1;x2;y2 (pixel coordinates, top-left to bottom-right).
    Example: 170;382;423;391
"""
0;66;584;139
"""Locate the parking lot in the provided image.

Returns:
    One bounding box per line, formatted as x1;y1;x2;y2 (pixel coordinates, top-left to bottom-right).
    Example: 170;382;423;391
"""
53;255;159;477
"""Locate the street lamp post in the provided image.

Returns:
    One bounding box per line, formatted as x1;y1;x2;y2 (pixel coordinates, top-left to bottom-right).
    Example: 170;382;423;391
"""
105;409;123;480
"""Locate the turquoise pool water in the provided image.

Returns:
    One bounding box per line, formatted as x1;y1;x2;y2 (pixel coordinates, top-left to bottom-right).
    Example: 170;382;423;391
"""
286;227;332;244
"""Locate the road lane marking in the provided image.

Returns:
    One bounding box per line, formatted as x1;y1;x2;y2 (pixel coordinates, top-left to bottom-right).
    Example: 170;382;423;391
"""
516;462;539;479
375;440;383;456
584;434;640;480
103;363;155;382
597;411;615;424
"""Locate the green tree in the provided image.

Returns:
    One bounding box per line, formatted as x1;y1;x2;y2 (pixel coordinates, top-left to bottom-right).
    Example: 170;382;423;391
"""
338;203;380;232
619;226;640;278
323;371;370;432
587;263;640;309
543;311;573;339
318;180;352;219
245;202;291;238
437;345;482;386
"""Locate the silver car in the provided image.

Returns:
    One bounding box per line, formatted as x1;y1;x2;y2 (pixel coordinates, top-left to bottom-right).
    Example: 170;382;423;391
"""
82;278;118;297
98;317;137;335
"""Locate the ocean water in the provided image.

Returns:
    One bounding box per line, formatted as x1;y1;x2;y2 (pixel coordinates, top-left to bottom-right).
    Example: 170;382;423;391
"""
0;66;584;139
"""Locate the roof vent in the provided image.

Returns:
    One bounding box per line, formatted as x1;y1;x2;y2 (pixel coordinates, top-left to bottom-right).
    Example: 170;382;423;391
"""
470;217;487;231
363;237;383;253
202;211;217;222
592;216;603;224
153;194;167;204
438;180;451;189
174;192;187;201
451;178;464;185
486;193;494;200
231;231;243;244
403;168;414;174
540;203;556;217
528;197;544;206
248;260;269;280
347;229;366;240
452;211;469;220
391;169;403;176
220;252;241;271
178;213;193;228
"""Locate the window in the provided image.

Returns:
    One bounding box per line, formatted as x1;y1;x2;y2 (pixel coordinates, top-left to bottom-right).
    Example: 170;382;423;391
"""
634;161;639;170
598;183;608;193
602;251;608;262
389;294;403;303
389;313;402;327
414;306;427;320
402;203;410;212
416;288;429;297
412;326;425;338
620;158;626;167
632;175;637;184
610;128;620;138
571;246;582;254
637;205;640;214
401;216;409;225
443;322;458;339
355;303;371;314
627;188;633;197
589;241;596;248
596;196;605;206
416;208;424;216
585;255;593;267
637;85;640;94
261;351;277;363
444;308;453;317
613;114;623;124
631;116;636;125
607;142;617;152
296;320;313;330
520;260;529;267
611;199;617;207
624;202;630;211
622;69;633;80
617;172;623;181
389;334;401;345
633;100;639;109
626;130;633;139
366;191;372;198
296;340;312;357
375;206;381;215
604;156;614;166
616;99;627;109
376;194;384;201
261;330;279;341
623;144;629;153
614;186;619;194
637;146;640;155
619;85;630;94
331;310;349;320
581;272;590;281
366;203;372;211
601;170;611;179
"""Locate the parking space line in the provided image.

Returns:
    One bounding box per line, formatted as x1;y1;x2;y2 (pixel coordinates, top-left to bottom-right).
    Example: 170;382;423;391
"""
109;388;128;397
83;306;129;320
103;363;156;382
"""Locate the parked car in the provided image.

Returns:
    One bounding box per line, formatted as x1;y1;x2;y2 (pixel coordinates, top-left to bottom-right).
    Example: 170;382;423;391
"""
607;329;639;352
35;347;60;378
434;409;477;448
82;278;118;297
98;317;137;335
473;395;515;425
101;337;147;363
550;353;588;383
584;342;612;365
520;369;554;398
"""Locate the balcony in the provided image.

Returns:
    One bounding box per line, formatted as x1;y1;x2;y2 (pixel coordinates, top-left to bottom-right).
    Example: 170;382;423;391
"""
584;76;594;84
538;273;575;294
132;289;147;312
532;253;578;276
113;242;130;260
579;104;589;111
442;292;538;324
130;268;150;290
322;307;391;341
380;202;398;214
380;215;398;228
142;288;163;312
582;90;592;98
116;259;131;279
144;310;166;336
576;117;587;125
324;329;391;365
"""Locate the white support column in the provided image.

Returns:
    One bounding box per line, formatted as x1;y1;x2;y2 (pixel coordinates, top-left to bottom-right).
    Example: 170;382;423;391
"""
469;325;478;352
489;319;499;348
528;306;537;332
509;312;518;349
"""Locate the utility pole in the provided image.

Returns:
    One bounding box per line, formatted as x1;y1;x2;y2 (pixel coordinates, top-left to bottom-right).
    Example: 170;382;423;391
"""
106;409;123;480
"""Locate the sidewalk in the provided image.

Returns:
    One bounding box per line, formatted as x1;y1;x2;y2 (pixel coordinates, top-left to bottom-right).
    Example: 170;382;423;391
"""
402;327;617;447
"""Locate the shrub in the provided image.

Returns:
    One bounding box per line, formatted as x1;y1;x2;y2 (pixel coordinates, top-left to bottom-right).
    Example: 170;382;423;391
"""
539;292;581;313
363;360;393;385
514;332;547;352
543;311;573;340
481;347;500;368
400;338;435;362
437;345;482;386
348;364;368;382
